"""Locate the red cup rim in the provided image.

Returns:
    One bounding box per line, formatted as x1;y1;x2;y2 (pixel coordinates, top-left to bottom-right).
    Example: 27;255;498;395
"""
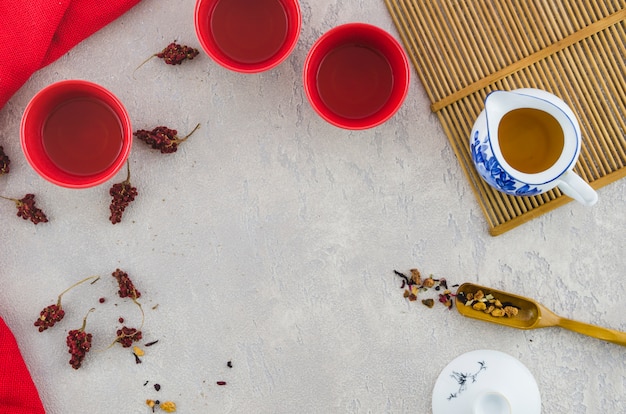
20;80;132;189
303;23;410;130
194;0;302;73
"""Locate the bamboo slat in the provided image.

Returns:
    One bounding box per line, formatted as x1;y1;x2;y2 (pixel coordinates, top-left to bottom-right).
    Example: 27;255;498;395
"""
385;0;626;235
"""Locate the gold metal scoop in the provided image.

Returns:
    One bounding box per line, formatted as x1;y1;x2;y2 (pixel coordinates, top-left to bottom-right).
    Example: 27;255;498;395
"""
456;283;626;346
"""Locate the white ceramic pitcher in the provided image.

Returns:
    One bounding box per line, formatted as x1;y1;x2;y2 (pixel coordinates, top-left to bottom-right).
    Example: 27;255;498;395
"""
469;88;598;206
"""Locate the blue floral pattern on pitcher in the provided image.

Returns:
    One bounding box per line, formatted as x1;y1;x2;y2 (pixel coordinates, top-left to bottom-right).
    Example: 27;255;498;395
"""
470;131;542;197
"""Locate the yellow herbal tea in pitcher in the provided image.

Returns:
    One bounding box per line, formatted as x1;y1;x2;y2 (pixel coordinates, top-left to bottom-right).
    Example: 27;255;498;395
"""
498;108;564;174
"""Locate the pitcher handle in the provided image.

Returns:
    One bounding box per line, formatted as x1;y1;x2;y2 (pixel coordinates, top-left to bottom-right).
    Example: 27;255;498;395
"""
557;170;598;206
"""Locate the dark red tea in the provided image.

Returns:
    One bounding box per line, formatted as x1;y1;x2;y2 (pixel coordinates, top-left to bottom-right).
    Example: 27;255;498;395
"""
316;43;393;119
42;98;122;176
210;0;288;64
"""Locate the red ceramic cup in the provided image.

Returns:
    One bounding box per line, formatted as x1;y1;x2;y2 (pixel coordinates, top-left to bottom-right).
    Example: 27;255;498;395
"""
194;0;302;73
20;80;132;188
303;23;410;130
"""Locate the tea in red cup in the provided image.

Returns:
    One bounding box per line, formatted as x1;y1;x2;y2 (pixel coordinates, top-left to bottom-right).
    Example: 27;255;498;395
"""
20;80;132;188
303;23;410;130
194;0;301;73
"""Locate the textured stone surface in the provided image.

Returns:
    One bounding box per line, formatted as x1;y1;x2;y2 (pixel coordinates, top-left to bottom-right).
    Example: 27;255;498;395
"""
0;1;624;413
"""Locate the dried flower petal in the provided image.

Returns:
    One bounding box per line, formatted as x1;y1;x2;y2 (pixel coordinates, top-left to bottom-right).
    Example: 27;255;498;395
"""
422;277;435;288
133;346;144;356
472;301;487;311
504;306;519;317
409;268;421;285
160;401;177;412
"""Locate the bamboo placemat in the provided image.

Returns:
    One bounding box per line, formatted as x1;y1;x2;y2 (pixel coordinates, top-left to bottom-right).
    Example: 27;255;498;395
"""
384;0;626;235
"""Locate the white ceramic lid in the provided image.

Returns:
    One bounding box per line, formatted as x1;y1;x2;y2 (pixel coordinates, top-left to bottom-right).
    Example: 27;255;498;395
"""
432;349;541;414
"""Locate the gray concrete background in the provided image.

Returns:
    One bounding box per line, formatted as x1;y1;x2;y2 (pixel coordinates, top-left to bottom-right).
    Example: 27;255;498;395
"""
0;1;624;413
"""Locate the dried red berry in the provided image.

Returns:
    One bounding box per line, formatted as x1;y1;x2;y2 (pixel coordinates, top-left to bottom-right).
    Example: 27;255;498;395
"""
112;269;141;299
2;194;48;224
66;308;95;369
0;146;10;175
116;326;142;348
109;161;137;224
34;304;65;332
134;123;200;154
156;42;199;65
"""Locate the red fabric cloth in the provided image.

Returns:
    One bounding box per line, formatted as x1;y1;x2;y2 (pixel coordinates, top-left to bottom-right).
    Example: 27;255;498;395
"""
0;0;142;109
0;317;44;414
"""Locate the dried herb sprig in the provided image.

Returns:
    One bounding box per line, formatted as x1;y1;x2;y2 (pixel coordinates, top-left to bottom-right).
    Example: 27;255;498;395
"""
134;123;200;154
1;194;48;224
34;276;100;332
0;146;10;175
109;161;138;224
135;42;200;74
156;43;199;65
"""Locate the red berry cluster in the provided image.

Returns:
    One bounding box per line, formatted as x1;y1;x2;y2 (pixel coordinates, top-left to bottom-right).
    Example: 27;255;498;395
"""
16;194;48;224
112;268;141;299
109;181;137;224
0;146;10;175
156;42;199;65
34;304;65;332
109;163;138;224
67;328;93;369
134;123;200;154
134;127;180;154
116;326;143;348
1;194;48;224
